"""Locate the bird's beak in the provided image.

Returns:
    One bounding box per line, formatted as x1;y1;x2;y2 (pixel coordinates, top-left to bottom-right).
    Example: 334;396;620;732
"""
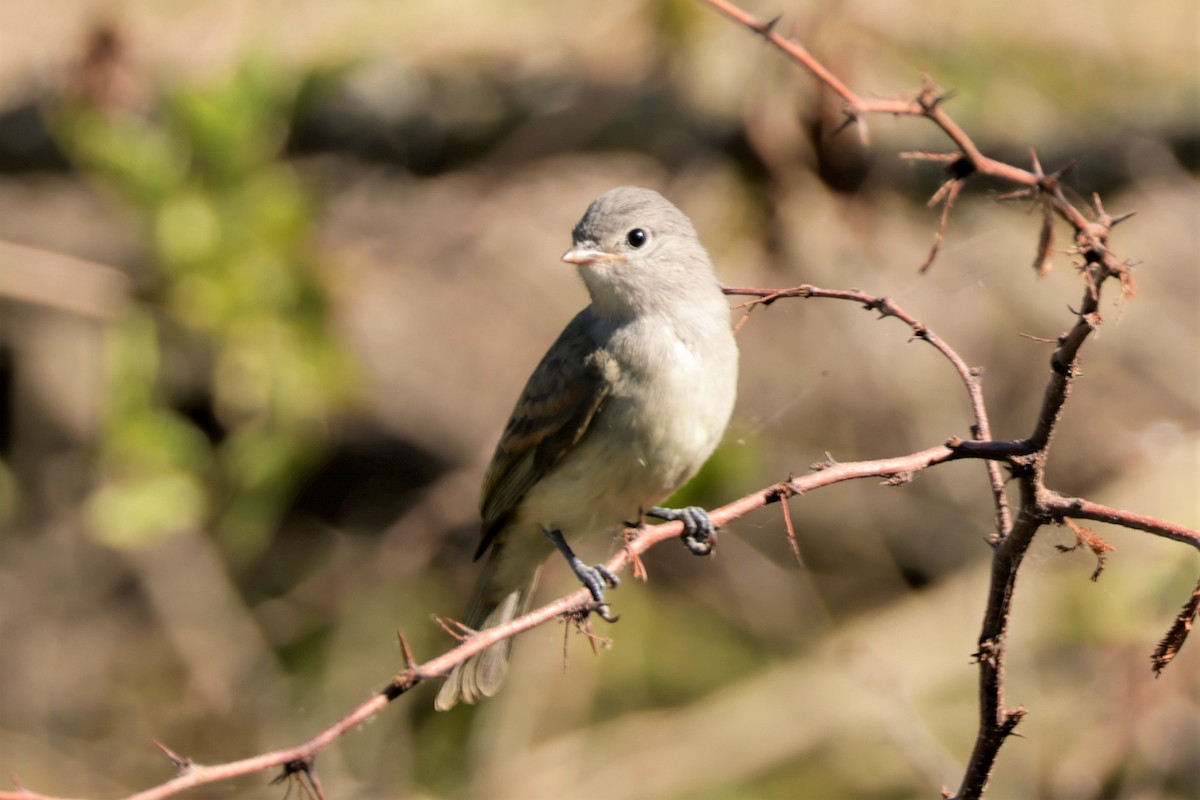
561;247;617;266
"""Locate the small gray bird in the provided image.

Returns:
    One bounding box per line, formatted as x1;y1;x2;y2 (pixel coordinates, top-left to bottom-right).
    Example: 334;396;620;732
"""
434;186;738;711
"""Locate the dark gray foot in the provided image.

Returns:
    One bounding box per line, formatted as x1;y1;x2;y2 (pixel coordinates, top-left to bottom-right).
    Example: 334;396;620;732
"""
544;528;620;622
647;505;717;555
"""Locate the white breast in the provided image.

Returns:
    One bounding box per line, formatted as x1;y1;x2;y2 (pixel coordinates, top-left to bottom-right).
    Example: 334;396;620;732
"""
517;309;737;542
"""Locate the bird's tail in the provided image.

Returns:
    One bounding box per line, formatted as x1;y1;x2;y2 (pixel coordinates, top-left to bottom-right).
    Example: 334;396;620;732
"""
434;553;542;711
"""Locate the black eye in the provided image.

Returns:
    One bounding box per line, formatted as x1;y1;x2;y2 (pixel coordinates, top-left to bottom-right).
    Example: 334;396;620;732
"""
626;228;647;248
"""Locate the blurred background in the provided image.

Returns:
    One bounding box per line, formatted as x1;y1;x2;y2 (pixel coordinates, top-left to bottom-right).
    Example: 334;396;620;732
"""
0;1;1197;798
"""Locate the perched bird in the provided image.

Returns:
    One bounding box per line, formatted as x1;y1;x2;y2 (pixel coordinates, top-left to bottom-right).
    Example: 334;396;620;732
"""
435;186;738;711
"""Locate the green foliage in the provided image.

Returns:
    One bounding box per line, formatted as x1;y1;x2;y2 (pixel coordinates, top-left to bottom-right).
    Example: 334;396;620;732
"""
59;61;353;559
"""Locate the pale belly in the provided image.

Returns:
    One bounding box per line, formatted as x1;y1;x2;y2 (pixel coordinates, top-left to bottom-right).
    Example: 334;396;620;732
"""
516;337;734;542
483;315;737;598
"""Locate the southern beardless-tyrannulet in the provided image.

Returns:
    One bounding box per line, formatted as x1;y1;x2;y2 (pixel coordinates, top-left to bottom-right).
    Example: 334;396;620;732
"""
435;186;738;711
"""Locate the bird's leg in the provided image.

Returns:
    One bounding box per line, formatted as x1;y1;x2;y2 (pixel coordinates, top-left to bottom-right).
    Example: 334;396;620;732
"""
647;505;717;555
543;528;620;623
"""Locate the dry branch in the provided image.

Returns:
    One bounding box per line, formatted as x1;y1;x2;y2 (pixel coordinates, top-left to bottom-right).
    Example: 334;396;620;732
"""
1;4;1194;800
4;270;1196;799
695;2;1187;796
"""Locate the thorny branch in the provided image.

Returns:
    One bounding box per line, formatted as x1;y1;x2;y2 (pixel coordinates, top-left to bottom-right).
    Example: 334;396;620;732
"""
4;270;1196;800
699;1;1184;798
700;0;1138;287
725;284;1013;540
3;5;1194;800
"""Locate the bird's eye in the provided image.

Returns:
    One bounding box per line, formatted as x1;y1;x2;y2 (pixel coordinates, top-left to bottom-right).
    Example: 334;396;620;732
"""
626;228;647;248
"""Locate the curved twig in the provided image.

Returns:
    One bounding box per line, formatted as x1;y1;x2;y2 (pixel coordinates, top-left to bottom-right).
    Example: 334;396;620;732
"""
3;423;1192;800
724;283;1014;539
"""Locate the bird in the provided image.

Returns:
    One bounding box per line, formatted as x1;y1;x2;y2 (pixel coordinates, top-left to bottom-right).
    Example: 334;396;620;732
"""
434;186;739;711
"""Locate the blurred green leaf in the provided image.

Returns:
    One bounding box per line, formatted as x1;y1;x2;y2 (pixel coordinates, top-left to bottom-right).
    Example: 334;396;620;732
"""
86;470;207;549
56;59;354;558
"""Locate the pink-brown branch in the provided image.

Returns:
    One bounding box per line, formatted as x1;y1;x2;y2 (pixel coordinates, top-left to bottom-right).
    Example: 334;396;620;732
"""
4;423;1192;800
694;4;1176;796
2;5;1191;800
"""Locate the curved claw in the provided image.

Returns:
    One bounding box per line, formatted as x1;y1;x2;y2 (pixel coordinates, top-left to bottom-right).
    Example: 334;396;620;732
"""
544;527;621;622
576;561;620;604
647;505;717;555
589;602;621;624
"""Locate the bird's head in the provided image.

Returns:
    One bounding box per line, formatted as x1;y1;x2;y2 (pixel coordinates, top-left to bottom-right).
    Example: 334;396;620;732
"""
563;186;719;319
